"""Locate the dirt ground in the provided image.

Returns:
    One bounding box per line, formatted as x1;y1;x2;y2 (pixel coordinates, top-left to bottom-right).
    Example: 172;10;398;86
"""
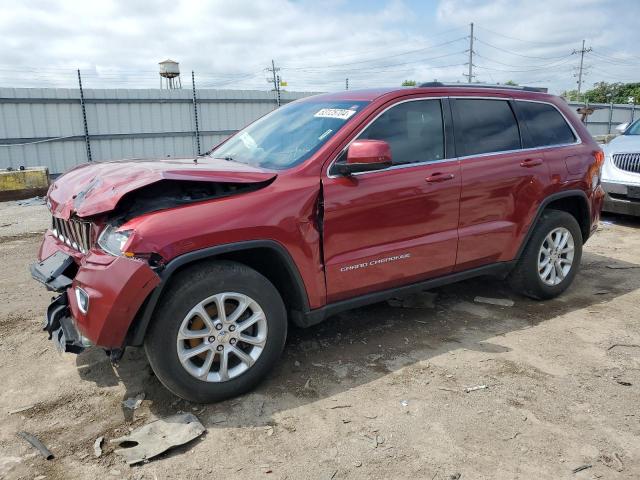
0;204;639;480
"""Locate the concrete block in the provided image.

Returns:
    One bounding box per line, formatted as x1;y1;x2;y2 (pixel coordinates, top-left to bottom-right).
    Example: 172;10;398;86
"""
0;167;50;201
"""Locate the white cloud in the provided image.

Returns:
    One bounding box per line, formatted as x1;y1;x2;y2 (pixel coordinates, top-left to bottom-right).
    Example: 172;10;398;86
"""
0;0;637;94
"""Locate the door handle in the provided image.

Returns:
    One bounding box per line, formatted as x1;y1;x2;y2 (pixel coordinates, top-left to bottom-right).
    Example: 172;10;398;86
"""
520;158;543;168
425;173;455;183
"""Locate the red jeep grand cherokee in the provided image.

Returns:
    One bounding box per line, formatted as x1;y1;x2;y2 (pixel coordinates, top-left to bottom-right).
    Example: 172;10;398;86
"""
31;83;604;402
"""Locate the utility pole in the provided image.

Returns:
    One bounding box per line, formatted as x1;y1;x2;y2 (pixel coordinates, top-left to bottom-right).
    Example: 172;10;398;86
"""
464;22;475;83
266;59;281;106
572;40;592;101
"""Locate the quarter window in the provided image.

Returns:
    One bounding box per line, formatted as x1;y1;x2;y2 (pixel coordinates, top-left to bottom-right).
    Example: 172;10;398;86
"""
516;101;576;147
359;99;445;165
453;99;521;156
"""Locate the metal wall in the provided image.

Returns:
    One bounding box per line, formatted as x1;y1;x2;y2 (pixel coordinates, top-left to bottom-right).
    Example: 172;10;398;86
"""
1;88;638;175
0;88;317;174
566;101;638;137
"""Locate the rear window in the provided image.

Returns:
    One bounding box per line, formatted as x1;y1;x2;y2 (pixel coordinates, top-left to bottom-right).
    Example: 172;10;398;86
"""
516;101;576;147
453;99;521;156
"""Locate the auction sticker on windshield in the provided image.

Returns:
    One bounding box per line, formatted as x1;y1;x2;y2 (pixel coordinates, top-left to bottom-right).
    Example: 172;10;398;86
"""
314;108;357;120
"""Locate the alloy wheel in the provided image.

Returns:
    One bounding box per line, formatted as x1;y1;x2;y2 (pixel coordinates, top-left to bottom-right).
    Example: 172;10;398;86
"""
176;292;268;382
538;227;575;286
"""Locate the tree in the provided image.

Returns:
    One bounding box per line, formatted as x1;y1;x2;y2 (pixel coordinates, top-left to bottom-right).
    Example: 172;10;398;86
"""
401;80;417;87
504;80;518;86
562;82;640;104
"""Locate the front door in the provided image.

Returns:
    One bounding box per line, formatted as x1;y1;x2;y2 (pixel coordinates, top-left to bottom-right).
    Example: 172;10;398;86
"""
322;98;460;303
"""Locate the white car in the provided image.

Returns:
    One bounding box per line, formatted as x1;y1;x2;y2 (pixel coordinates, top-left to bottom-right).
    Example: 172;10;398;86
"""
602;119;640;216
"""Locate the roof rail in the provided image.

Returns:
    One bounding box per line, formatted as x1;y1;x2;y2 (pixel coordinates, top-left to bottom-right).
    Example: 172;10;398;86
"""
418;82;548;93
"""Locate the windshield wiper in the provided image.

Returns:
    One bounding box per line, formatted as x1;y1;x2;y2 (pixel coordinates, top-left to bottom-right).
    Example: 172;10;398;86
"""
212;156;234;161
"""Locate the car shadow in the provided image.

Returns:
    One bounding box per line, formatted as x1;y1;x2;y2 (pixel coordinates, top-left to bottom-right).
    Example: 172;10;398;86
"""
76;250;640;430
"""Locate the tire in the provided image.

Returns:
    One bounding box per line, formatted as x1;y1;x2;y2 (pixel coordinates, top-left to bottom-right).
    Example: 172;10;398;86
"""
508;209;583;300
145;260;287;403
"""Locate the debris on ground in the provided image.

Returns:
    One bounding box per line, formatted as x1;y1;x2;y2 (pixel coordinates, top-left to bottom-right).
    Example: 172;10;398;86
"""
8;404;35;415
599;452;624;472
122;393;145;410
616;380;632;386
16;432;54;460
400;399;409;407
16;197;46;207
387;291;438;309
93;436;103;458
110;413;205;465
607;343;640;351
438;387;458;392
465;385;488;393
606;264;640;270
474;296;514;307
571;464;592;474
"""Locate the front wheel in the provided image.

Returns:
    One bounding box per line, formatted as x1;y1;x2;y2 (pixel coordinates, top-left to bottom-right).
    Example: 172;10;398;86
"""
145;261;287;403
508;209;583;300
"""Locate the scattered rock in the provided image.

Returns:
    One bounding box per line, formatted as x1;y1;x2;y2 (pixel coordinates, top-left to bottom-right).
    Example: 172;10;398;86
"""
616;380;632;386
474;296;514;307
93;436;103;458
122;393;145;410
465;385;488;393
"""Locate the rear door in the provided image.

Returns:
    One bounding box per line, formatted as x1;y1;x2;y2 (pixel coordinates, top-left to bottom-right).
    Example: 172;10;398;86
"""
451;97;551;271
322;98;460;302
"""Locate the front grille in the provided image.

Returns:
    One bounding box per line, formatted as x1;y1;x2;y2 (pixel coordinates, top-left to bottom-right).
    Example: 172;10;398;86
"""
51;217;93;253
613;153;640;174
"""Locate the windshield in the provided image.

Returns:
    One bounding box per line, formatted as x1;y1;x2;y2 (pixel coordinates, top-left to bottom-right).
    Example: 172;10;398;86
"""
625;119;640;135
209;100;369;169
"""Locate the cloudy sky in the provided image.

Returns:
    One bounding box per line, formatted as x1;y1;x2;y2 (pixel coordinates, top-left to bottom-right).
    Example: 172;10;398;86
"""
0;0;638;94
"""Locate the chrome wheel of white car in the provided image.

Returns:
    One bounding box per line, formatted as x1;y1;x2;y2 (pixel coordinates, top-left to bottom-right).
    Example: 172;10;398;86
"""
538;227;575;286
176;292;268;383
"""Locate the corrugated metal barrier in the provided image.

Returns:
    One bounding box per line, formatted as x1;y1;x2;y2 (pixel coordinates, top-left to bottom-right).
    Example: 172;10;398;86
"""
0;87;317;174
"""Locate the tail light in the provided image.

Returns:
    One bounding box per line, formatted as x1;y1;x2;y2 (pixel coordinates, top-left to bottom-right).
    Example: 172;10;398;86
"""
590;150;605;190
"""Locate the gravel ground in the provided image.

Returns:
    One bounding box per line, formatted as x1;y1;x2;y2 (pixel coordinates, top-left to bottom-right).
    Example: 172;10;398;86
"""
0;203;639;479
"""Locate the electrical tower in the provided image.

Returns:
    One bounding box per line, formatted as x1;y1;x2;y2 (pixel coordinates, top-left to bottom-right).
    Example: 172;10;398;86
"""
266;59;281;106
463;22;476;83
572;40;592;100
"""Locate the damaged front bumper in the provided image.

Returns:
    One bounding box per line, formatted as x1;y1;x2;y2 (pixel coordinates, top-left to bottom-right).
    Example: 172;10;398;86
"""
43;292;90;354
31;231;161;353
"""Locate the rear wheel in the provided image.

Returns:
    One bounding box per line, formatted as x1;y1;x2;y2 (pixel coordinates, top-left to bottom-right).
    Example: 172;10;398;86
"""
145;261;287;403
509;210;583;300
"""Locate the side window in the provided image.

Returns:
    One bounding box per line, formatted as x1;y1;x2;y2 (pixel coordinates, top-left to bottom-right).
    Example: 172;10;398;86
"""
517;101;577;147
359;100;444;165
453;99;521;156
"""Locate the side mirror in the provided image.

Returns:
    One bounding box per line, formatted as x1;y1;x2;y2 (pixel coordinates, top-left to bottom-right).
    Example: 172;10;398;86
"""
335;140;392;175
615;122;629;133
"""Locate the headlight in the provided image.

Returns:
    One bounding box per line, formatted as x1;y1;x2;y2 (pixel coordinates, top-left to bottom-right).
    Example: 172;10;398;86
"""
97;224;132;256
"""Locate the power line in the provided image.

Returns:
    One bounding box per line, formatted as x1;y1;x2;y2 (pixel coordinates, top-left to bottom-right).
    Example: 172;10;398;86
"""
283;37;467;70
474;38;571;60
474;25;576;47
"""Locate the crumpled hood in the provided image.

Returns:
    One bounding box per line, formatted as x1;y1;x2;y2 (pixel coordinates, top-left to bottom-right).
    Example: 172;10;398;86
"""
48;157;277;219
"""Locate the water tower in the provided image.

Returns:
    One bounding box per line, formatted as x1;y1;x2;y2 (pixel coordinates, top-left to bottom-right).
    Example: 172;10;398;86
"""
159;59;182;89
